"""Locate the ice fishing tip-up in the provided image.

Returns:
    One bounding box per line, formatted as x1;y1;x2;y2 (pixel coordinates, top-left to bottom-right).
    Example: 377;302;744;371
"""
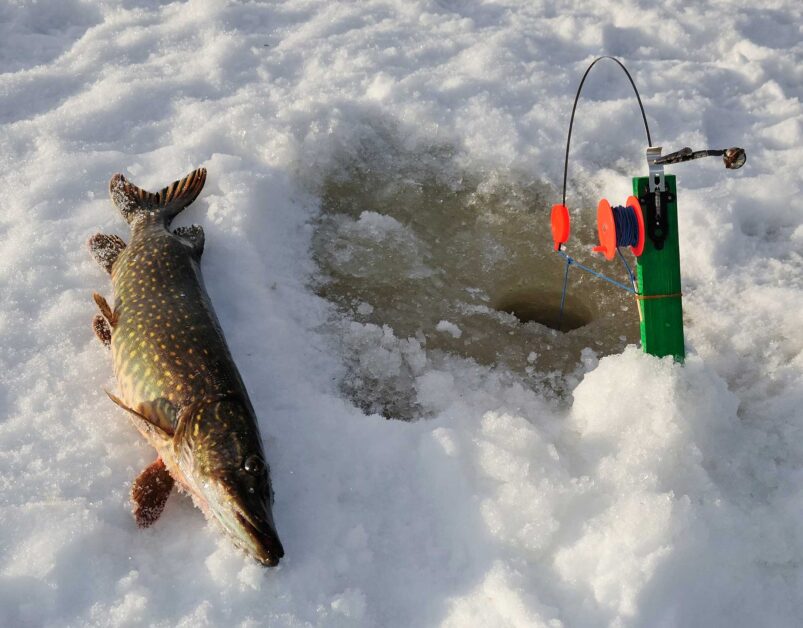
550;56;746;360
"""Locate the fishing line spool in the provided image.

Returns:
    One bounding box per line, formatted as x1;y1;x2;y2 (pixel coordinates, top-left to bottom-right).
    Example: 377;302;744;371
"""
593;197;644;260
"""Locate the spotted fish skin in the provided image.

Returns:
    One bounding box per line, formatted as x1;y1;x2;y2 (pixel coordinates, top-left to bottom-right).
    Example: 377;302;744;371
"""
90;168;284;566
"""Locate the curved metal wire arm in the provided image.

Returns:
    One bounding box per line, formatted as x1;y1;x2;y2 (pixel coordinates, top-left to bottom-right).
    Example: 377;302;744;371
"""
561;56;653;207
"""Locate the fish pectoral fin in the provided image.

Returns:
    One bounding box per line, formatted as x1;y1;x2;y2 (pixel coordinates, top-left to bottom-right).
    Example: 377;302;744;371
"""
173;224;205;257
92;314;111;348
92;292;118;327
132;458;175;528
106;392;175;440
88;233;126;274
137;398;179;434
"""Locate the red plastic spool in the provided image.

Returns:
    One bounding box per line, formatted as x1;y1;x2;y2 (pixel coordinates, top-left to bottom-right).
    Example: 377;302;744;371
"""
627;195;645;257
550;204;570;251
593;196;645;260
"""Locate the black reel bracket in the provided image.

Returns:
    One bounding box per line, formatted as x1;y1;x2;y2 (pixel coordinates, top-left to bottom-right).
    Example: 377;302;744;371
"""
642;147;674;250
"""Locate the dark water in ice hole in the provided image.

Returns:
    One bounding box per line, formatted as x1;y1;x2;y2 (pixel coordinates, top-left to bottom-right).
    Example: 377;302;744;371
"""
310;142;639;417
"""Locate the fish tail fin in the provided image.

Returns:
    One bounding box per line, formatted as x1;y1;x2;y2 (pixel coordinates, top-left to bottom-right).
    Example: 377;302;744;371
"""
109;168;207;226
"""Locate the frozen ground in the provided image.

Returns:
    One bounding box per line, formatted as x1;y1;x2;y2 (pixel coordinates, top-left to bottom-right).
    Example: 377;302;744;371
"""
1;0;802;626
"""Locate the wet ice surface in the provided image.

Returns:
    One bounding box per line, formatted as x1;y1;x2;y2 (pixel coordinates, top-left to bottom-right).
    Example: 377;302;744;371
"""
1;0;803;626
312;134;638;416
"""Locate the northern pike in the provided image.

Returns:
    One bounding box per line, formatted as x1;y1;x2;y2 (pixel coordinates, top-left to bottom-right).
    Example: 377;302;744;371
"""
88;168;284;566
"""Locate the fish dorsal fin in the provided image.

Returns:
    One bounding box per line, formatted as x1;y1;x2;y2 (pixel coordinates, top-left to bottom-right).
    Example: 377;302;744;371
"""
109;168;207;226
106;392;175;441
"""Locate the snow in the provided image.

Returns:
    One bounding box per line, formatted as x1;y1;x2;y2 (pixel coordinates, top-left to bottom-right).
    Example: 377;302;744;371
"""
436;321;462;338
1;0;802;626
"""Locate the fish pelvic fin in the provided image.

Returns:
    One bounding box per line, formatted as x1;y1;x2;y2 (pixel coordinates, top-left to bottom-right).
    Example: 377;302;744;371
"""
109;167;207;227
92;314;111;348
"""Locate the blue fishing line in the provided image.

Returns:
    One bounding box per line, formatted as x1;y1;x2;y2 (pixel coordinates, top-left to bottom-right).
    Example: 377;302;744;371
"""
555;231;640;330
616;248;637;289
557;250;637;294
558;254;572;330
612;205;639;248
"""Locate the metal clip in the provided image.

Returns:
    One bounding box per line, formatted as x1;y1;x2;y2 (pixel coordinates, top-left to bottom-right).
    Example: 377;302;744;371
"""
646;147;666;193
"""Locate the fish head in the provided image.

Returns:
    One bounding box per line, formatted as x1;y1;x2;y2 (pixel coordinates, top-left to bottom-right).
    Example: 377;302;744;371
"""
178;397;284;566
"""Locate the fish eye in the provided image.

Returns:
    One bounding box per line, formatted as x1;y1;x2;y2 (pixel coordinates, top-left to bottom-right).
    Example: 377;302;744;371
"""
243;454;265;475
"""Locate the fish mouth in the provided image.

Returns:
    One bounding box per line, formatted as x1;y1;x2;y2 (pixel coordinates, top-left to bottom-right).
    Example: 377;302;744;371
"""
196;472;284;566
231;509;284;567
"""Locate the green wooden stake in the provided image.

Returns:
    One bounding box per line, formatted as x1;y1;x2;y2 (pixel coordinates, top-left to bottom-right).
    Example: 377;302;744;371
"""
633;174;685;361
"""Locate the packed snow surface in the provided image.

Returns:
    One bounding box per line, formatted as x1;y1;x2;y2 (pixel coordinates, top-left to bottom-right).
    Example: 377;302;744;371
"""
1;0;802;626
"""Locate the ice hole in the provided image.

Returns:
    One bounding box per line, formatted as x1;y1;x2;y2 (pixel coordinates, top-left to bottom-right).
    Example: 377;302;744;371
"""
493;290;593;332
308;127;639;417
